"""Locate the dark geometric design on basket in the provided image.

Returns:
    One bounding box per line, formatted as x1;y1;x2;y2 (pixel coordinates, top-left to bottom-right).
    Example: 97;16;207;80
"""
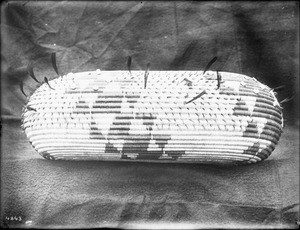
70;90;182;160
243;142;260;156
122;112;159;159
233;97;266;159
103;91;137;155
230;91;281;160
233;99;251;117
121;112;184;160
73;99;106;139
109;93;181;160
243;120;259;139
219;85;236;96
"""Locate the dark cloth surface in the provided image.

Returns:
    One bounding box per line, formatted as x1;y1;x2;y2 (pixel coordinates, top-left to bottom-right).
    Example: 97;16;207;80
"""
1;1;299;229
1;119;299;228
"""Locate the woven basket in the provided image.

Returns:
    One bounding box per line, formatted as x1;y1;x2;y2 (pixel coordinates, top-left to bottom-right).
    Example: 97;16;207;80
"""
21;70;283;164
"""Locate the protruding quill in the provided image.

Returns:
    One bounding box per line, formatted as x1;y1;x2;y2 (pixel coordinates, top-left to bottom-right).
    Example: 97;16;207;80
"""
144;63;150;89
185;90;206;104
27;64;40;83
19;81;27;97
127;56;132;74
216;70;222;89
44;77;54;90
203;56;217;75
51;52;59;76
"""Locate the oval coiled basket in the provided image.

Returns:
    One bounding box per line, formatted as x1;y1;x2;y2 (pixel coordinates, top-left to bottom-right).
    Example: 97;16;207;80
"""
21;70;283;164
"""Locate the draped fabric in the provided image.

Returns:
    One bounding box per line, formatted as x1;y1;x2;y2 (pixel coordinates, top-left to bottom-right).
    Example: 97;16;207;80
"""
1;1;299;228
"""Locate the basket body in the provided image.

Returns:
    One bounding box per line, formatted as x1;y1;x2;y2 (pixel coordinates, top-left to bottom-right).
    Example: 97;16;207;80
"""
22;70;283;164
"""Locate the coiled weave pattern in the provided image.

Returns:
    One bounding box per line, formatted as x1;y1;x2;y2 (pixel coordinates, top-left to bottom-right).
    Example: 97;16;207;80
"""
22;70;283;164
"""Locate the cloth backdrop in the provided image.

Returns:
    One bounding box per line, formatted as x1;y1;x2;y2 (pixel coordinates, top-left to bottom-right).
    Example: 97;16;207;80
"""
1;1;299;229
